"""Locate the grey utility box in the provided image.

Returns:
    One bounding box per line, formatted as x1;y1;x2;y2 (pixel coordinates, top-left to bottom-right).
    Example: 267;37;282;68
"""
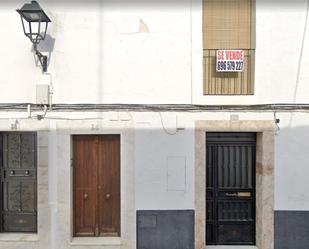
36;84;50;105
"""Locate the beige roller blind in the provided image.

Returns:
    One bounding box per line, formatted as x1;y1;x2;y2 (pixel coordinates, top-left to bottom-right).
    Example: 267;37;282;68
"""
203;0;254;49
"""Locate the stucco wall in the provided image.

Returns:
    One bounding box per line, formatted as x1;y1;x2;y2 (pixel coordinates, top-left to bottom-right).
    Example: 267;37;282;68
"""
0;110;308;213
1;0;309;104
0;0;309;248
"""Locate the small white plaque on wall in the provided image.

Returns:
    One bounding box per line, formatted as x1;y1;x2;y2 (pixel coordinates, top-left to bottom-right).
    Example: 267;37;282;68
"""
167;156;186;191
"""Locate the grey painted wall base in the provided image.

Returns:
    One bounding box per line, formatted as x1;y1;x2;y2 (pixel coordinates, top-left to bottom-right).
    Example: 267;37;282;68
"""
137;210;309;249
275;211;309;249
137;210;194;249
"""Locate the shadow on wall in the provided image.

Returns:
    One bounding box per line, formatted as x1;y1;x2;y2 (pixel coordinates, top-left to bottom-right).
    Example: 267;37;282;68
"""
276;125;309;188
275;125;309;249
277;124;309;150
31;34;56;70
275;125;309;210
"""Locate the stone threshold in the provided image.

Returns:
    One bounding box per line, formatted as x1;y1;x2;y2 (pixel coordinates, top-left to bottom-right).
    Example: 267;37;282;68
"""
70;237;121;246
0;233;38;241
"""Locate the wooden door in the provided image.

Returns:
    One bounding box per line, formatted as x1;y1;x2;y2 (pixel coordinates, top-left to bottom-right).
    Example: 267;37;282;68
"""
73;135;97;236
98;135;120;236
73;135;120;237
0;133;37;232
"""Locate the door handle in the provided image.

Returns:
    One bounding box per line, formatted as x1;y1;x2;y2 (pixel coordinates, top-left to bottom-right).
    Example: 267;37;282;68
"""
105;194;111;200
83;193;88;200
238;192;251;197
9;170;31;177
225;192;237;197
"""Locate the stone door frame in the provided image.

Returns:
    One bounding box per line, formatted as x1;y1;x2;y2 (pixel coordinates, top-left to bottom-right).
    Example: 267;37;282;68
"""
195;120;276;249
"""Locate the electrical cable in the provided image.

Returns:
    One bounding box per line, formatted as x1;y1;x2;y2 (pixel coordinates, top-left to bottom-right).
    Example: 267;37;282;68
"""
293;0;309;103
273;111;280;133
289;0;309;126
158;112;178;135
190;0;193;104
37;105;48;120
1;103;309;112
44;117;106;121
42;72;54;111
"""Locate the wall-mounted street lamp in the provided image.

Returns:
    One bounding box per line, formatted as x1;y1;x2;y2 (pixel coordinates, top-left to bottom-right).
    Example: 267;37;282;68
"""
17;1;51;72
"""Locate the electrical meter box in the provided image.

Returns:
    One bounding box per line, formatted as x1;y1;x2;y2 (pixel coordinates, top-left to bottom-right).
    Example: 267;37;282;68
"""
36;84;50;105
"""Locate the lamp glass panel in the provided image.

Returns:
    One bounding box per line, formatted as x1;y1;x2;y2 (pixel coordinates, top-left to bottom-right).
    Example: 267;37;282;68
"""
31;22;47;42
30;22;40;35
22;18;31;34
29;13;40;21
41;22;47;38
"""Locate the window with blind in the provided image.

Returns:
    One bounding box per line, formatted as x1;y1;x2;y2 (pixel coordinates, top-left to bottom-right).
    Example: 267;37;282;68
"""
203;0;255;95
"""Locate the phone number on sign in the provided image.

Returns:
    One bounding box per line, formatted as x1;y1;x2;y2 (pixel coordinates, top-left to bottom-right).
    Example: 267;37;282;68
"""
217;61;244;72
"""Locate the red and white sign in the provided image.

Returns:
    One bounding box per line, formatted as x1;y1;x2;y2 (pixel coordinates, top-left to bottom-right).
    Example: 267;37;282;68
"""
216;50;245;72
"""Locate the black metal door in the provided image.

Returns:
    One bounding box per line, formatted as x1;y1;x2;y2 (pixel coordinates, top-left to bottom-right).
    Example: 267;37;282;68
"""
206;133;256;245
0;133;37;232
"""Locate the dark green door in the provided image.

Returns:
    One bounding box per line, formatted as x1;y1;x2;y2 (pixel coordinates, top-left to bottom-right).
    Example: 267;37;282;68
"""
0;133;37;232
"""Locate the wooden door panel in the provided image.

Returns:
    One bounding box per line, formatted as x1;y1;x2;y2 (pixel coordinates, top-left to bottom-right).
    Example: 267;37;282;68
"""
73;136;97;236
1;133;37;232
73;135;120;237
3;179;37;232
20;133;36;169
3;180;36;212
98;135;120;236
6;134;21;168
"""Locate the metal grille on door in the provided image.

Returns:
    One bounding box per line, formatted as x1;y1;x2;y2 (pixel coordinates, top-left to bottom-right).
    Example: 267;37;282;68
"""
206;132;256;245
0;133;37;232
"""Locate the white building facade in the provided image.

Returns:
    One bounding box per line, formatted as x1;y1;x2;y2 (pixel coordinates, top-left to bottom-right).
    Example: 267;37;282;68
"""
0;0;308;249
